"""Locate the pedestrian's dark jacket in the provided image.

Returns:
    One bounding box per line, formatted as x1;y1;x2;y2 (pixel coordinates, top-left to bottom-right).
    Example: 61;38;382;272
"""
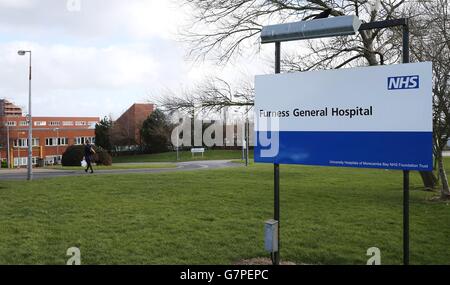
84;144;93;162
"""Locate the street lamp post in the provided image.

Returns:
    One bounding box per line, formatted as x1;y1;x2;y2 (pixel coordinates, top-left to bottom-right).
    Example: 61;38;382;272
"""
18;50;32;180
234;95;250;167
232;109;245;160
242;120;245;161
245;106;249;167
176;130;179;161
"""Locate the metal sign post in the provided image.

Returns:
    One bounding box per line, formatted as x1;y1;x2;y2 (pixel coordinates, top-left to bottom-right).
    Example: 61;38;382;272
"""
272;41;281;265
402;20;410;267
403;170;410;265
360;18;411;266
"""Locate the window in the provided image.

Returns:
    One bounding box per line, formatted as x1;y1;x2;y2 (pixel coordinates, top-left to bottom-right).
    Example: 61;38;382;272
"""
75;121;86;126
19;121;30;126
14;138;39;147
5;121;16;126
75;137;95;145
45;155;62;165
62;121;74;126
14;138;28;148
34;121;46;126
58;138;68;146
75;137;84;145
49;121;61;126
47;137;68;146
45;138;56;146
13;157;31;167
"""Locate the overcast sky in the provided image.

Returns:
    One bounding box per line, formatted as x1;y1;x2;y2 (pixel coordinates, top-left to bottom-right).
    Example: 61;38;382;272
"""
0;0;271;119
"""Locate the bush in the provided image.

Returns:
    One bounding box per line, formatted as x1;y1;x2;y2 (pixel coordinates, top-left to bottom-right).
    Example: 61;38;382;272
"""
1;160;7;168
95;150;112;166
62;145;112;166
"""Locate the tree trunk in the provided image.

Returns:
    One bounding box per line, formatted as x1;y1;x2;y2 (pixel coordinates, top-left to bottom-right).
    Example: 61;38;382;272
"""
362;35;379;66
419;171;438;190
438;156;450;199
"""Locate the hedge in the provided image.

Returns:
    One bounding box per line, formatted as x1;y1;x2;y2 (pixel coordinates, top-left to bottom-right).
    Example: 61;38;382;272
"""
62;145;112;166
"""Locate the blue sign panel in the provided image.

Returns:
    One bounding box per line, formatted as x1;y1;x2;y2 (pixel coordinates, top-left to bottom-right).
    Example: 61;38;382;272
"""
254;62;433;171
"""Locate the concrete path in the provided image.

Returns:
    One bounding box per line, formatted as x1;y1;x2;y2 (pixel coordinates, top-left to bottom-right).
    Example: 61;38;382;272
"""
0;160;240;181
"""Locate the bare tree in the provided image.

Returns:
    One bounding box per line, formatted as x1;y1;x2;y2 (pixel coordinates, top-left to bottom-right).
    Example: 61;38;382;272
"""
110;122;137;150
409;0;450;199
156;77;254;115
181;0;407;67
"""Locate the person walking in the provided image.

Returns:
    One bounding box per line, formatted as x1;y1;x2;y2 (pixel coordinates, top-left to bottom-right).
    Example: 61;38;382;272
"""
84;140;96;174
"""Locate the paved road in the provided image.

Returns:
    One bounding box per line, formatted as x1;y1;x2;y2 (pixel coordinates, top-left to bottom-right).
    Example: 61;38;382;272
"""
0;160;240;181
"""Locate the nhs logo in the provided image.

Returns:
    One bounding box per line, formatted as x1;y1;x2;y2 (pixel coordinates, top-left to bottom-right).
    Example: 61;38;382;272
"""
388;75;420;90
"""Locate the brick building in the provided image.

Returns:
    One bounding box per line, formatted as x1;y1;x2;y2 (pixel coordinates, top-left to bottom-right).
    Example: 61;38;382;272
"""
114;103;155;149
0;99;99;167
0;99;22;116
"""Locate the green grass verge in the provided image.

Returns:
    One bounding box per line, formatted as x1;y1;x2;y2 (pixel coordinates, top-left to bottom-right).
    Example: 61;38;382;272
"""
44;163;177;171
113;149;253;163
0;159;449;265
231;159;255;165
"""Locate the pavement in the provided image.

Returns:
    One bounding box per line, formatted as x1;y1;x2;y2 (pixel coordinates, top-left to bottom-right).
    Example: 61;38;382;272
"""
0;160;240;181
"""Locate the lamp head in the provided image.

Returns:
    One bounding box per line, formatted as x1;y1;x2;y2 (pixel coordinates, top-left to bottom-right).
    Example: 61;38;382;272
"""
260;15;362;43
18;50;26;56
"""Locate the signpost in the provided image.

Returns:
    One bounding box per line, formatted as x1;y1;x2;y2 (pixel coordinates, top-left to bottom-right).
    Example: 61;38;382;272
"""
191;147;205;158
255;62;433;170
257;16;429;265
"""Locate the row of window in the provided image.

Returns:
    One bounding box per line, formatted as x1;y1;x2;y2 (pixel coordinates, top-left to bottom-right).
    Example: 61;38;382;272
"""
13;157;38;167
75;137;95;145
13;138;40;147
45;137;69;146
4;121;98;127
12;156;62;167
12;137;95;148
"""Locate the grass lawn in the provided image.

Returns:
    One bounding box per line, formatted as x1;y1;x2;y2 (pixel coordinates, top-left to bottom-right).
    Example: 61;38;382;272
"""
0;159;449;265
44;163;177;171
113;149;253;163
